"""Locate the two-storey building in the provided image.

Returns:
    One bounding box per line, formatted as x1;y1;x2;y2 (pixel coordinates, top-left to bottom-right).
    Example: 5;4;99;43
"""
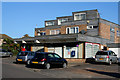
14;9;120;62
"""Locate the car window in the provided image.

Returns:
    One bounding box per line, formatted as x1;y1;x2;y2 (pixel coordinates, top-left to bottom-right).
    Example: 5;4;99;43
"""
54;54;61;58
18;52;28;56
47;54;54;58
96;51;108;55
31;52;35;56
109;51;116;56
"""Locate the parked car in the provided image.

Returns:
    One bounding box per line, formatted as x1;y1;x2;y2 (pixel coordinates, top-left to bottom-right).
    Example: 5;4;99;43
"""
0;49;13;57
118;57;120;65
95;50;118;65
16;51;35;63
27;52;68;69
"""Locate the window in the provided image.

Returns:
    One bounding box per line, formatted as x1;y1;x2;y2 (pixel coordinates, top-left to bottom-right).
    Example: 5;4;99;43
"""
110;28;115;32
96;51;108;55
66;27;79;34
87;25;93;29
46;22;54;26
117;30;120;37
47;54;54;58
38;32;46;36
50;30;60;35
54;54;61;58
66;27;70;34
71;27;75;33
74;13;86;20
40;32;46;36
58;18;68;25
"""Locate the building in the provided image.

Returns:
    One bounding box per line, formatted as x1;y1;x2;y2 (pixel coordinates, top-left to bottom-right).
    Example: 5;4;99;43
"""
14;9;120;62
0;34;13;47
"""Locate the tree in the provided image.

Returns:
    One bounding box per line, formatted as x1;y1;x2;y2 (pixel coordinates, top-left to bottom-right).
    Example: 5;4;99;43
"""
2;38;20;56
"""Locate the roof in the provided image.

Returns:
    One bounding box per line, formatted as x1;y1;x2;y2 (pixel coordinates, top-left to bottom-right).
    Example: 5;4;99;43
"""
36;52;55;54
0;34;13;40
72;9;98;14
56;16;72;19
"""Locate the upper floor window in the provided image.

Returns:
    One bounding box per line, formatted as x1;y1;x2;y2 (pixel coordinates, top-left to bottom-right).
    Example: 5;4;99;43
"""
50;30;60;35
58;18;68;25
117;30;120;37
66;27;79;34
87;25;93;29
37;32;46;36
74;13;86;20
46;22;54;26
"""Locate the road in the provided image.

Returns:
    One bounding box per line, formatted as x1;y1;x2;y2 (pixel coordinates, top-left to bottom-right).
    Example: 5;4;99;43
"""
1;56;120;79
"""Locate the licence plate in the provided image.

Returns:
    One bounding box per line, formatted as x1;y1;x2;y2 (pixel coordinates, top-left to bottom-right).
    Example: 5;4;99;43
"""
18;59;22;61
32;61;38;64
99;58;103;60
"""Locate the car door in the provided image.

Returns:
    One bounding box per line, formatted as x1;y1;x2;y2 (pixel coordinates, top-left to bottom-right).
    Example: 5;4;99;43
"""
112;51;118;62
27;52;34;60
47;53;55;64
109;51;117;62
53;54;63;65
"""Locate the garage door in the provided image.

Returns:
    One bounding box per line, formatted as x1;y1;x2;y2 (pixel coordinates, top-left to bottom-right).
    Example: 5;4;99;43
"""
85;42;99;58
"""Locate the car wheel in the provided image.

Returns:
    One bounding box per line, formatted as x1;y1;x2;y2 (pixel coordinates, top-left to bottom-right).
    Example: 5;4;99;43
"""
63;63;67;68
27;60;31;65
45;63;50;69
9;55;12;57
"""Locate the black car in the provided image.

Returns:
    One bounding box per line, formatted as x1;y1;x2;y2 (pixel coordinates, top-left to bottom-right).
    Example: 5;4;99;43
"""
27;52;68;69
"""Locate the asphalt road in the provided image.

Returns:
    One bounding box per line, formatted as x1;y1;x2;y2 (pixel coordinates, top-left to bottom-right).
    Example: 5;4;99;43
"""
1;56;120;79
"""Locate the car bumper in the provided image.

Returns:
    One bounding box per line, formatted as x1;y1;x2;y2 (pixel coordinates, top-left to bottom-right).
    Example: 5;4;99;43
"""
31;61;45;65
95;58;109;63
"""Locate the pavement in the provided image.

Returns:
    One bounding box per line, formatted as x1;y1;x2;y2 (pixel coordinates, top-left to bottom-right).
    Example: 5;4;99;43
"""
1;56;120;80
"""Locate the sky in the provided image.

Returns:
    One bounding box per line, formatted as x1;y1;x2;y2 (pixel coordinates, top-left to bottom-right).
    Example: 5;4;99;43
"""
2;2;118;38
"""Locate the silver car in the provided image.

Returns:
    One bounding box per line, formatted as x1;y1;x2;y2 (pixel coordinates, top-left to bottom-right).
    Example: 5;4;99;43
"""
0;49;13;57
95;50;118;65
16;51;35;63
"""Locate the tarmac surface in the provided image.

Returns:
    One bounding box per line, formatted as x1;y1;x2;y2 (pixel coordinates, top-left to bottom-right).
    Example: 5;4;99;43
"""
1;56;120;80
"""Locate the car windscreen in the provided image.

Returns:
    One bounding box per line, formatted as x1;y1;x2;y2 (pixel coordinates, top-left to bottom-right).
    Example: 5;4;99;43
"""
96;51;108;55
34;53;45;59
18;52;29;56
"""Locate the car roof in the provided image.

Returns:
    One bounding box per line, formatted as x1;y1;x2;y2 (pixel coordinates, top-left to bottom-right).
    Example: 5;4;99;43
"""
98;50;112;52
36;52;55;54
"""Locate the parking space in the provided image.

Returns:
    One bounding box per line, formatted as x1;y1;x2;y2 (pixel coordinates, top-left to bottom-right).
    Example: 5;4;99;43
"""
2;57;120;78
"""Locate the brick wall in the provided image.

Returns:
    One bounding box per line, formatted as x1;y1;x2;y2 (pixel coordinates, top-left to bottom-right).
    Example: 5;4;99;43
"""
61;24;87;34
45;24;87;35
99;23;110;40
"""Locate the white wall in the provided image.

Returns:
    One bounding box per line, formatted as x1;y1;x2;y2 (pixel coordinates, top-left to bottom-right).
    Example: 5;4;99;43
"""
109;48;120;57
32;46;44;51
